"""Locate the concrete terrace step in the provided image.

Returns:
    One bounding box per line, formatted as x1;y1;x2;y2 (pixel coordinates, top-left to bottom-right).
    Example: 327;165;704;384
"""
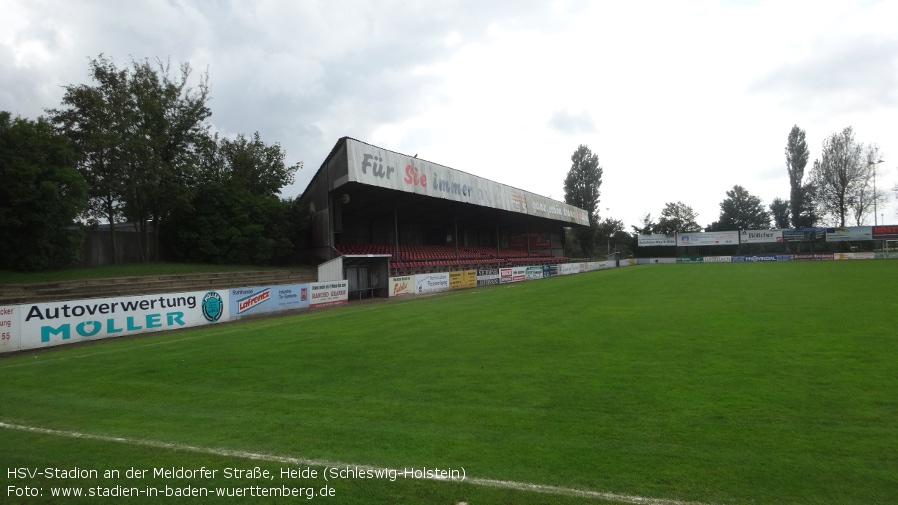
0;268;319;305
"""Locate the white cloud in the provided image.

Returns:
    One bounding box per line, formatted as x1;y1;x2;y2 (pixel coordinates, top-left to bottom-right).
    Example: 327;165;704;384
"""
2;0;896;227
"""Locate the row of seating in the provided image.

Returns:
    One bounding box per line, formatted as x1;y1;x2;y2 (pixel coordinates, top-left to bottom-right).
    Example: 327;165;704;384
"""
335;243;560;261
336;243;568;275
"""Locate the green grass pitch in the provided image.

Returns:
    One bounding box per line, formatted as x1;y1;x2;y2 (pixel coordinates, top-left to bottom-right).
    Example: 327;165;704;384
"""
2;261;897;504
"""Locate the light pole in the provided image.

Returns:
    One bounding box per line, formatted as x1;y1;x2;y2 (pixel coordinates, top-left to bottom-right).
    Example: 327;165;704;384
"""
606;208;611;257
871;158;884;225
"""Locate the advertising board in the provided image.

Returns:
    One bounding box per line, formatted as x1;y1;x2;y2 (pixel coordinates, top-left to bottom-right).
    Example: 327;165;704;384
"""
390;276;415;296
789;254;833;261
309;281;349;308
499;267;513;283
741;229;783;243
476;268;499;286
872;225;898;240
525;266;544;280
19;290;229;351
344;139;589;226
677;231;739;247
637;234;676;247
274;284;311;311
415;272;450;294
559;263;581;275
834;252;875;260
449;270;477;289
0;305;21;353
782;228;825;241
231;286;274;316
825;227;873;242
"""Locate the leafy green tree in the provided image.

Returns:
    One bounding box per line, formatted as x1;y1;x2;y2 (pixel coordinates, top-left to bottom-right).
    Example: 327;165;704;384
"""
631;213;656;235
0;112;87;271
785;125;814;227
163;184;293;264
712;185;771;231
769;197;790;229
163;132;302;264
200;132;301;194
48;55;211;262
127;58;211;261
810;126;867;227
596;217;631;257
563;145;603;256
655;201;701;233
47;56;130;261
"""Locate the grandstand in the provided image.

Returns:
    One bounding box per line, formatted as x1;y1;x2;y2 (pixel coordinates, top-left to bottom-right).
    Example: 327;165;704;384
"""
297;138;588;277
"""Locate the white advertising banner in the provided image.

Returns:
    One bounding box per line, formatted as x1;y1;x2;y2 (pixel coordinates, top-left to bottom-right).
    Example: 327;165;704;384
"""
677;231;739;247
476;268;500;286
19;290;229;351
741;229;783;244
704;256;732;263
559;263;581;275
389;276;415;297
344;138;589;226
0;305;22;353
309;281;349;308
525;266;544;280
826;227;873;242
834;252;875;260
229;284;310;318
499;267;514;283
415;272;450;294
638;234;676;246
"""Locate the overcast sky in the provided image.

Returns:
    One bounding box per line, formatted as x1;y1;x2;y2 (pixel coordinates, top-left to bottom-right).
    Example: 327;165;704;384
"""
3;0;897;229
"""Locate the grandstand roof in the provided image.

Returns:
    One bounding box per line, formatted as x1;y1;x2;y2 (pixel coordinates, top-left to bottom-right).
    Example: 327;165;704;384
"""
302;137;589;228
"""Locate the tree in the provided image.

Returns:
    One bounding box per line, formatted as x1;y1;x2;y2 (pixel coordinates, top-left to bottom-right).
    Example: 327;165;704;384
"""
563;145;603;256
200;132;300;195
631;213;656;235
47;56;130;262
0;112;87;271
48;55;211;262
809;126;868;227
769;197;790;229
596;217;630;257
785;125;814;227
711;185;771;231
655;201;701;233
162;131;302;264
127;57;211;262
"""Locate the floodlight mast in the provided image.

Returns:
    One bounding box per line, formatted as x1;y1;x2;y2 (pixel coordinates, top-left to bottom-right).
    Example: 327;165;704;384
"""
871;158;884;225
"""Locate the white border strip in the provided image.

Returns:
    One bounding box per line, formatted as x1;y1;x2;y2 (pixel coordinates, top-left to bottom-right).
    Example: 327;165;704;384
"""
1;421;716;505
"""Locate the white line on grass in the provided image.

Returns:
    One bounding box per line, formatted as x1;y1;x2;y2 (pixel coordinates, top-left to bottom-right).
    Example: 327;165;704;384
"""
1;420;717;505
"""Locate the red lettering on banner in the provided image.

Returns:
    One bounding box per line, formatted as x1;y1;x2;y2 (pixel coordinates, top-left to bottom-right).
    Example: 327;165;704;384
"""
393;281;408;295
403;165;427;187
237;289;271;313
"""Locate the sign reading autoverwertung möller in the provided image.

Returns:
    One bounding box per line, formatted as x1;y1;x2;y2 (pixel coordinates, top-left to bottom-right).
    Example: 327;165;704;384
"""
19;290;229;351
